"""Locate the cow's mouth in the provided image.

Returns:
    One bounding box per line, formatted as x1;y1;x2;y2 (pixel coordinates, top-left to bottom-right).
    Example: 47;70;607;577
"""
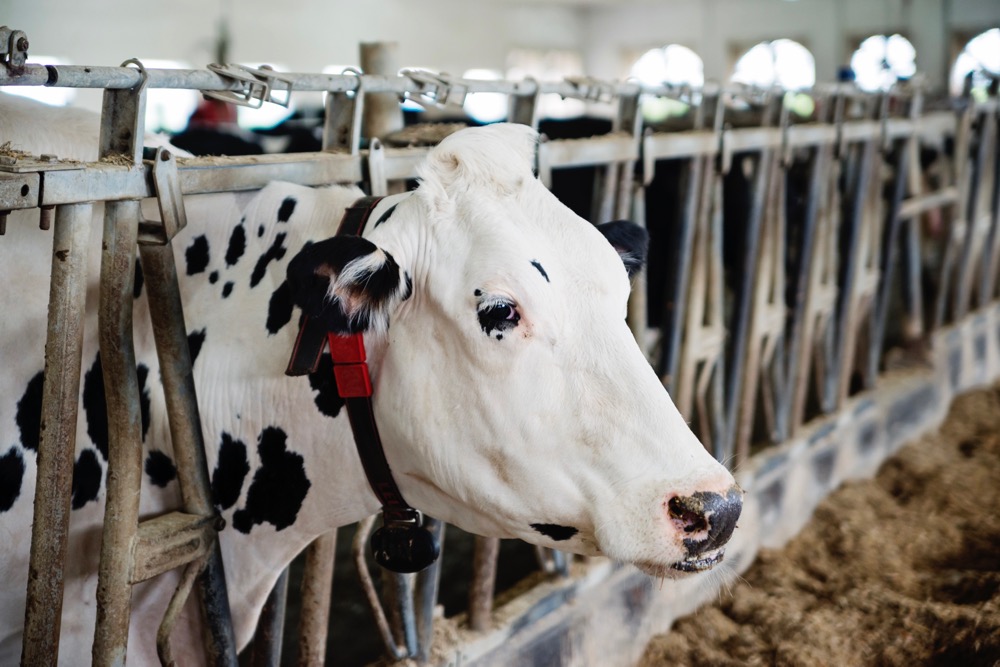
670;548;726;573
634;547;726;578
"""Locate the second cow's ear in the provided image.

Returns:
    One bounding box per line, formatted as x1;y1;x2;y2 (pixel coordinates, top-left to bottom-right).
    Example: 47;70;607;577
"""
596;220;649;278
287;236;410;334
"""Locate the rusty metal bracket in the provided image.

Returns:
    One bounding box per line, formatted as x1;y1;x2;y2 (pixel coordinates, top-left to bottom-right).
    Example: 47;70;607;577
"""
400;68;469;108
0;26;29;74
138;147;188;245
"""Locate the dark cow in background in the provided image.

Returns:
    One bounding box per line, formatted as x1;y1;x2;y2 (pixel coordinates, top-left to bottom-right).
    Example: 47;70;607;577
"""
0;93;741;665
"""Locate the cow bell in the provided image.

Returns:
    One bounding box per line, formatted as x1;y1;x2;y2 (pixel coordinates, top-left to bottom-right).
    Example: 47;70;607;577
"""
370;519;440;573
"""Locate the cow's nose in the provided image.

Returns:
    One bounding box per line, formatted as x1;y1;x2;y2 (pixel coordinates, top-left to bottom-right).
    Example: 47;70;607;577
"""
666;485;743;555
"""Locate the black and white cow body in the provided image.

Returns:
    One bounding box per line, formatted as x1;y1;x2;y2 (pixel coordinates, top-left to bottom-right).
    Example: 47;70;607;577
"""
0;93;741;665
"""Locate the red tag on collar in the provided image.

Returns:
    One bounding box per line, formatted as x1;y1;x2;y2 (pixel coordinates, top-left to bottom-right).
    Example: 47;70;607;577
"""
328;332;373;398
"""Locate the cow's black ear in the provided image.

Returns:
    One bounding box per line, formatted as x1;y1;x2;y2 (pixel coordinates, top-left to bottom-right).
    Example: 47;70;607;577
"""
286;236;407;334
596;220;648;278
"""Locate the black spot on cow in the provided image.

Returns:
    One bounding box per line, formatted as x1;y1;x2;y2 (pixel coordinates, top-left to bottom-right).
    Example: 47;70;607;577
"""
266;281;294;335
185;235;210;276
250;233;288;289
257;225;265;238
82;354;155;459
225;223;247;267
133;257;144;299
212;433;250;510
308;354;345;419
531;260;550;283
188;329;206;366
209;271;219;284
16;371;44;452
530;523;578;541
82;354;109;460
232;427;311;533
136;364;151;442
145;450;177;488
373;203;398;228
222;282;234;299
277;197;297;223
0;446;25;512
71;448;102;510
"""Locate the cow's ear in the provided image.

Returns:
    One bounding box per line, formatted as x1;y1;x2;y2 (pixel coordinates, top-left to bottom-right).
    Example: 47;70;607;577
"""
596;220;648;278
286;236;409;334
417;123;538;209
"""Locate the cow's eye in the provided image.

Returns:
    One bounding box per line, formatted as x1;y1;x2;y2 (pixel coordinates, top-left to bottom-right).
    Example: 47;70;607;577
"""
477;299;520;337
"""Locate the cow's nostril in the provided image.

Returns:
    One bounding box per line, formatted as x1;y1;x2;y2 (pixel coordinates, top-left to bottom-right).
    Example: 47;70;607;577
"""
667;495;708;533
673;486;743;556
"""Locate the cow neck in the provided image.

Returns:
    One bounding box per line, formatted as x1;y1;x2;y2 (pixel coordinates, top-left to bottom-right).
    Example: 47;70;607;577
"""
286;194;439;573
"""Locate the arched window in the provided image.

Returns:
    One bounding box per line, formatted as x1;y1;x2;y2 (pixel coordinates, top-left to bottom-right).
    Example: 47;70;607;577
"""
850;34;917;92
629;44;704;123
950;28;1000;99
732;39;815;90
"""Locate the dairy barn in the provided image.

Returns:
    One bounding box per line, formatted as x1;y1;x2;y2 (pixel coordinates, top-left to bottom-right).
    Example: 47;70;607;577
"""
0;0;998;664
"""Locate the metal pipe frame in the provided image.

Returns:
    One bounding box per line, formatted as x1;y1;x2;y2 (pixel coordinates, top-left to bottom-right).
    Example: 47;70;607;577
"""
7;45;997;667
20;203;93;666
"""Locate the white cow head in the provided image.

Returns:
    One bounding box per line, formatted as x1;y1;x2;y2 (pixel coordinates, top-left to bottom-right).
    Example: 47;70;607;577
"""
287;123;741;576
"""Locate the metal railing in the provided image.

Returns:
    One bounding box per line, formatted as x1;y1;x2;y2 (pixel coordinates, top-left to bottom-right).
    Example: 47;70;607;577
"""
2;28;998;667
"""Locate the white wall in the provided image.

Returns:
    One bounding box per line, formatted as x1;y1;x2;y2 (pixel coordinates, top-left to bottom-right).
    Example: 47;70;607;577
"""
583;0;1000;94
2;0;998;107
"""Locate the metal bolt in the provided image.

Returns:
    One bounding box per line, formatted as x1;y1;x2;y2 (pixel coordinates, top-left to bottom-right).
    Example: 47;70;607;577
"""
16;37;28;52
0;155;17;166
39;206;54;231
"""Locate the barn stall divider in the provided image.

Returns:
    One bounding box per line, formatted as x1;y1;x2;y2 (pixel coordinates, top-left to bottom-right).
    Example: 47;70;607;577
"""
1;30;999;666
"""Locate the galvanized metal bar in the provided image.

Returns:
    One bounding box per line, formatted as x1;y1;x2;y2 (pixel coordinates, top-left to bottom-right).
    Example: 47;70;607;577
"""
92;79;146;667
296;533;336;667
248;569;289;667
20;202;92;667
353;516;406;660
723;96;780;465
414;518;445;664
138;240;238;664
92;197;143;667
130;512;216;583
952;108;994;320
655;154;703;396
977;111;1000;306
866;135;913;386
933;106;975;328
469;537;500;632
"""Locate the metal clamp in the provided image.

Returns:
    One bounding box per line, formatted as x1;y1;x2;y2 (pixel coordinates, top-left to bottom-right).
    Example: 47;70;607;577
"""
204;63;294;109
0;26;29;74
138;147;188;245
564;76;617;103
400;68;469;108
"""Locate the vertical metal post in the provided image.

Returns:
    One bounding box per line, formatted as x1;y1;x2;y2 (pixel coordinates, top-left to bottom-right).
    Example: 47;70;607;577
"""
414;518;445;664
21;203;93;667
249;569;289;667
92;197;143;667
92;76;146;667
468;537;500;632
296;533;337;667
138;242;238;664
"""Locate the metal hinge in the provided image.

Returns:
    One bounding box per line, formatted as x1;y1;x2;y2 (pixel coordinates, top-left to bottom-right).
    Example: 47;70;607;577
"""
0;26;29;74
400;68;469;108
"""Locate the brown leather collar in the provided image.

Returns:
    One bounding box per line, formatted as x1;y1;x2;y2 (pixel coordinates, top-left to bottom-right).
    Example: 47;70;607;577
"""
286;195;439;573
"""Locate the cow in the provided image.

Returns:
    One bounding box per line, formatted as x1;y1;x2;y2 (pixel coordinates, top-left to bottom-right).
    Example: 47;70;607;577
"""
0;92;742;665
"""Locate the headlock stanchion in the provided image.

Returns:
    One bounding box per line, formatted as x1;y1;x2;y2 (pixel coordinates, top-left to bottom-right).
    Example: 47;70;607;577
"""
1;27;999;667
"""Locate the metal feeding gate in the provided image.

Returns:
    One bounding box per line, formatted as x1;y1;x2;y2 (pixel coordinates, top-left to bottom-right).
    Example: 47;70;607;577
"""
2;27;1000;667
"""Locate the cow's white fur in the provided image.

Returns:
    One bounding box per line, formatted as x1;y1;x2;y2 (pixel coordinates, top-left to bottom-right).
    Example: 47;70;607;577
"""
0;93;737;665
